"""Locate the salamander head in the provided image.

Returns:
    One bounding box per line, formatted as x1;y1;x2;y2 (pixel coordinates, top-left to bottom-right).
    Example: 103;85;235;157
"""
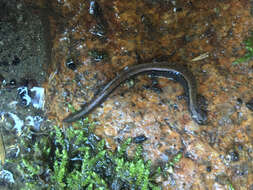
191;108;207;125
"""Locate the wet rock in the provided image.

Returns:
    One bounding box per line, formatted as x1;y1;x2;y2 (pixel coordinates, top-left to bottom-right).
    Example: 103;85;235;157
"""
0;170;14;184
17;84;44;109
9;79;16;88
41;0;253;188
132;134;147;144
17;86;30;107
2;113;15;131
0;60;8;67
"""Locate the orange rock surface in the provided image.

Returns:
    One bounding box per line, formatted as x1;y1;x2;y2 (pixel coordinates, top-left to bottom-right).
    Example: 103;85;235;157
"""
25;0;253;189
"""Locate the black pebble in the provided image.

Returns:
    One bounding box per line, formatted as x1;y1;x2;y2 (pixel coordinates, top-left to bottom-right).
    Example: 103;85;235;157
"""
66;58;77;70
9;79;16;86
89;1;102;17
133;135;147;144
206;166;212;172
236;98;243;105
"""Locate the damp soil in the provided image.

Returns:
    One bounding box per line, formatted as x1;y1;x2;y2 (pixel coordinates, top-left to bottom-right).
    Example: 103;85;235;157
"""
0;0;48;189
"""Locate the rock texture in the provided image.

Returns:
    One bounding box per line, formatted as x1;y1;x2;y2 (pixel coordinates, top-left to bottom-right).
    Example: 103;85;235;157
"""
26;0;253;189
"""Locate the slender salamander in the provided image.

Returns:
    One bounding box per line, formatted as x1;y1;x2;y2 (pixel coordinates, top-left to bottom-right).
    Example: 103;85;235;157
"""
63;62;207;124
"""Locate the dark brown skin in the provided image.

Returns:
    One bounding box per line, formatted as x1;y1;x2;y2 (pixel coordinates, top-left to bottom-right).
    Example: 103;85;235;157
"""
63;62;207;124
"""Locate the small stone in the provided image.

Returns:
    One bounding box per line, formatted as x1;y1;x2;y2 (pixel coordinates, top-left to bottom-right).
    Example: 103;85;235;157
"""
132;135;147;144
65;58;77;70
206;166;212;172
9;79;16;86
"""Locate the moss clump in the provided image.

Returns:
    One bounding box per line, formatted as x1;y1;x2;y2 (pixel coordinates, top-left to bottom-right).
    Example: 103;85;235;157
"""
233;33;253;64
9;118;161;190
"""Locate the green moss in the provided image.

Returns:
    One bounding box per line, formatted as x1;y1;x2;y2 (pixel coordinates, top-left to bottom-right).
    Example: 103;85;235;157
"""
9;118;161;189
161;152;182;176
170;152;182;166
233;33;253;64
67;103;76;113
228;183;235;190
